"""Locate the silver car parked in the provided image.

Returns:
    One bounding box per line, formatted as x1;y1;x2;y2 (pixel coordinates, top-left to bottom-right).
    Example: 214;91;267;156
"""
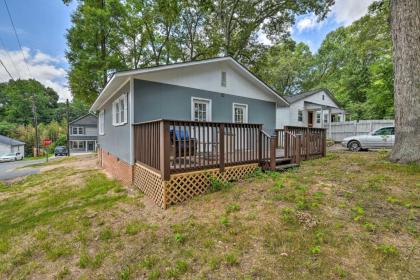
341;126;395;151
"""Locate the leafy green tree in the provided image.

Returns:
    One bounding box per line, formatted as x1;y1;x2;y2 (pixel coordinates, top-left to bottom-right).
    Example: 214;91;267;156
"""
304;0;393;120
64;0;334;103
256;40;314;95
0;79;59;125
65;0;127;104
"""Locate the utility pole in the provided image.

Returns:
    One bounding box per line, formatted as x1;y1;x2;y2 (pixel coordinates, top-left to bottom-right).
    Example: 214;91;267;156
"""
31;92;39;157
66;99;70;156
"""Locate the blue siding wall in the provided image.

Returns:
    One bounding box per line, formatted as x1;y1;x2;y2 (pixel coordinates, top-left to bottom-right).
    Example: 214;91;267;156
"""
97;83;131;163
134;80;276;132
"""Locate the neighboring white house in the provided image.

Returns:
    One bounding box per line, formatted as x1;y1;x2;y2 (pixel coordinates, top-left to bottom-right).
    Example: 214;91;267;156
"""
276;89;346;130
0;135;25;157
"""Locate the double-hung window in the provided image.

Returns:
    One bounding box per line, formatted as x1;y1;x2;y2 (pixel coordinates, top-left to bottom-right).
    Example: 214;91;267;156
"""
98;110;105;135
232;103;248;123
316;112;321;124
71;127;84;135
298;110;303;122
112;94;128;126
192;97;211;122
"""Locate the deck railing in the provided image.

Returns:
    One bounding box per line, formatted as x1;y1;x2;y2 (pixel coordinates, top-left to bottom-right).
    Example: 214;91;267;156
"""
276;126;326;160
134;120;264;179
134;121;327;180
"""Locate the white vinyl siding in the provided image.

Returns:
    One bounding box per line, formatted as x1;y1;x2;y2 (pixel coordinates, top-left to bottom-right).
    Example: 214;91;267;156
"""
112;94;128;126
98;110;105;135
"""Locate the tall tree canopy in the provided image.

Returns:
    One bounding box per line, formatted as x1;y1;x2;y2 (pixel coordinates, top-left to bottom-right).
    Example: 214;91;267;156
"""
0;79;59;125
305;0;393;120
255;0;393;120
64;0;334;103
255;39;314;96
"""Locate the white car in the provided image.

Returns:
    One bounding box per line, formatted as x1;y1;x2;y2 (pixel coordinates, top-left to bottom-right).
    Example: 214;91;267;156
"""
0;152;24;162
341;126;395;151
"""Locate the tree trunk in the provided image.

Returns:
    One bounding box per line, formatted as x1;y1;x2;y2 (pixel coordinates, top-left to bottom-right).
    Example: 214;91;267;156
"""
389;0;420;163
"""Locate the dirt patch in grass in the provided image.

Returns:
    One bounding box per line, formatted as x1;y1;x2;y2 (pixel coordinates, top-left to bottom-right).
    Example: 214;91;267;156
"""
0;151;419;279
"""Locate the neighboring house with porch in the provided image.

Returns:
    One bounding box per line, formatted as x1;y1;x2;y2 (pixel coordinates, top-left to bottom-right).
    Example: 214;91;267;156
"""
276;89;346;131
69;113;98;153
0;135;25;157
90;57;327;208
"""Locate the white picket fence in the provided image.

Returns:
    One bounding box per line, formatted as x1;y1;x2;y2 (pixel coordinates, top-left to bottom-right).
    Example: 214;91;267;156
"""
327;120;395;142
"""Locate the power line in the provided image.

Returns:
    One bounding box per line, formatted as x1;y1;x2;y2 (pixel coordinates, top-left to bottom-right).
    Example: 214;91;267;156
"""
2;0;32;78
0;56;14;80
0;36;20;78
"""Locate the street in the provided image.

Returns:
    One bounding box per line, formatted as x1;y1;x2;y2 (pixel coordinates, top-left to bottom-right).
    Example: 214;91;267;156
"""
0;157;56;181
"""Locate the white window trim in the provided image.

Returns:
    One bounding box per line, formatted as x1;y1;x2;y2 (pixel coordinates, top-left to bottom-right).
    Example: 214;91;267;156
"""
191;97;212;121
98;110;105;135
112;93;128;126
232;103;248;123
71;126;84;135
298;110;303;122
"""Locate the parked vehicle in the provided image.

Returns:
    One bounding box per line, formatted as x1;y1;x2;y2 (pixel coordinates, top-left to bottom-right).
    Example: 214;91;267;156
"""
54;146;68;156
342;126;395;151
0;152;24;162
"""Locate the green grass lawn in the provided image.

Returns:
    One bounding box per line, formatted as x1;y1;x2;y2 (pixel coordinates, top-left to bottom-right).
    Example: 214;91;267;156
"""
0;151;418;279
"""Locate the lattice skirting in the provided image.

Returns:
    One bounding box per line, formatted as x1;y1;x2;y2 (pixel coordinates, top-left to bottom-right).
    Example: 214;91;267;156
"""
133;163;258;209
134;164;166;208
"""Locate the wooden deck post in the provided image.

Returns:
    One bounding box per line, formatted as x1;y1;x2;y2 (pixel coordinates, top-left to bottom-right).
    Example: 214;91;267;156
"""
270;134;277;171
284;127;289;158
305;127;310;160
258;125;263;165
296;135;302;164
160;120;170;180
322;129;327;157
219;124;225;172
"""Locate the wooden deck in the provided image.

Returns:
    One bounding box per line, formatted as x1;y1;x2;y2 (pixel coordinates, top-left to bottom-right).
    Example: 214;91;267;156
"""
134;120;326;180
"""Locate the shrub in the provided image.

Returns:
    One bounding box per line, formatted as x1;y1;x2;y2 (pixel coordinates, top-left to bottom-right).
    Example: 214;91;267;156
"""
174;233;185;244
225;253;239;266
99;227;113;241
225;203;240;214
310;245;321;255
220;215;229;227
207;175;232;193
379;244;398;256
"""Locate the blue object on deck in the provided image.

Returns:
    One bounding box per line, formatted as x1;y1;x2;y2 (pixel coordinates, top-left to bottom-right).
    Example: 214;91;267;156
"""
171;129;190;140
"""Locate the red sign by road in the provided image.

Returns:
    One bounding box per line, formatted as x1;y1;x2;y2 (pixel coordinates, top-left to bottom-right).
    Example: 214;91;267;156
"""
43;139;52;146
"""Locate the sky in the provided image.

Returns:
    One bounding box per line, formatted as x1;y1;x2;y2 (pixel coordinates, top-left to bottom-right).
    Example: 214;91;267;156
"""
0;0;374;101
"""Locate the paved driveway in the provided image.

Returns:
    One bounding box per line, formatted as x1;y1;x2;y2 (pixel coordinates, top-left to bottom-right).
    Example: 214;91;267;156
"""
0;157;57;181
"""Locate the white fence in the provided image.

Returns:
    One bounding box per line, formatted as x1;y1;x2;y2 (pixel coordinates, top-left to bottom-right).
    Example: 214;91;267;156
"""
327;120;395;142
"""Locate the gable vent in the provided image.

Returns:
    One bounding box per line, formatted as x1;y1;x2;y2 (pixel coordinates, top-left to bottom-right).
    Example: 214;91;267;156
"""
221;71;227;87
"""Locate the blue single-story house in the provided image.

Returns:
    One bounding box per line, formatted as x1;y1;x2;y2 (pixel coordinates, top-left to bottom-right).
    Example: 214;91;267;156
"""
90;57;288;182
90;56;327;208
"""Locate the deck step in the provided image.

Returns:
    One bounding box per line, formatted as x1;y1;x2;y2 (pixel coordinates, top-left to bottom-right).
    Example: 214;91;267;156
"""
275;163;299;171
275;157;292;164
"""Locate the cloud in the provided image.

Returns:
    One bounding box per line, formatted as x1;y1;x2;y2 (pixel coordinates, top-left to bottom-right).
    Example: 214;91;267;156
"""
331;0;375;26
296;14;319;32
0;47;71;101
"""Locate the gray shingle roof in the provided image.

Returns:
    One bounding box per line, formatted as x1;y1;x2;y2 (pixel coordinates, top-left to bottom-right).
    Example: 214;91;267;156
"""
0;135;25;146
282;88;341;107
69;113;98;126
